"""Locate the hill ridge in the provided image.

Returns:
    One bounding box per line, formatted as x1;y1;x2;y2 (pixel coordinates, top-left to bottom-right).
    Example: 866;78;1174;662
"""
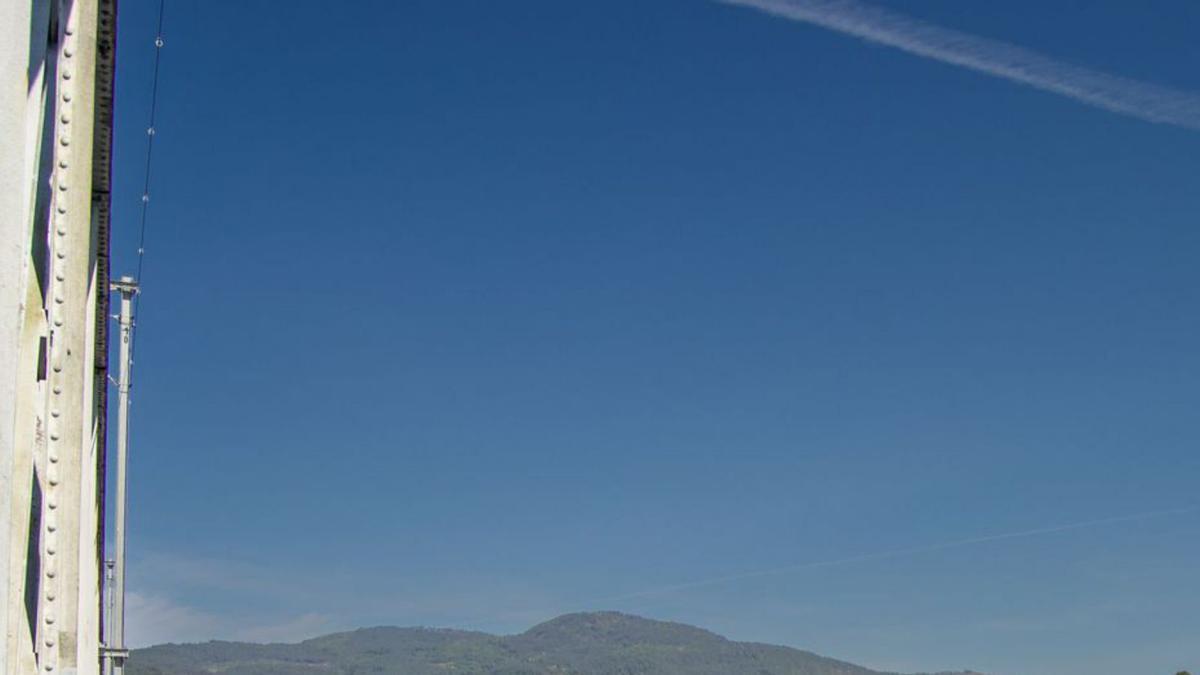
128;610;982;675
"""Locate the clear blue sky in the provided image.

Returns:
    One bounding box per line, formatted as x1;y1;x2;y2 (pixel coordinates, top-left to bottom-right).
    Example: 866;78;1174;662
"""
109;2;1200;674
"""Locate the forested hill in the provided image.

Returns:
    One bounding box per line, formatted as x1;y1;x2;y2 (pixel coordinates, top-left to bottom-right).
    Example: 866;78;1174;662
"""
127;611;984;675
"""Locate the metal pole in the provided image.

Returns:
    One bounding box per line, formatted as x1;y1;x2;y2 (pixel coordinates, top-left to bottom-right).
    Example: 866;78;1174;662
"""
109;276;138;675
103;559;115;675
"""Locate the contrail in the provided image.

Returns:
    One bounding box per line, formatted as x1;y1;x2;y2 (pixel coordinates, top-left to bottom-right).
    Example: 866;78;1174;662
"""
457;507;1196;630
606;506;1198;601
717;0;1200;131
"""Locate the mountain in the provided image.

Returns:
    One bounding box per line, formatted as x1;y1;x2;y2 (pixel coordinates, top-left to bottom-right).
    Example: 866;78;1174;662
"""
126;611;983;675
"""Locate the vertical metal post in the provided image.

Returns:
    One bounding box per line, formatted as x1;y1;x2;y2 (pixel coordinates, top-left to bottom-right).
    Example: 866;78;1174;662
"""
103;559;116;675
109;276;138;675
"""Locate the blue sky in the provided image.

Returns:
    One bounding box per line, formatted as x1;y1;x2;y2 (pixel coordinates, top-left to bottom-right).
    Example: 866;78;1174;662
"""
109;2;1200;674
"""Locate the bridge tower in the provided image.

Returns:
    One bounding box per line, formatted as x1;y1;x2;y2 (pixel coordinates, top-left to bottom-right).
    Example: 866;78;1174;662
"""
1;1;117;674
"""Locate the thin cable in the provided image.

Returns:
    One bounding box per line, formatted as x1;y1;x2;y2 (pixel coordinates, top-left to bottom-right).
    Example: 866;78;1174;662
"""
128;0;166;389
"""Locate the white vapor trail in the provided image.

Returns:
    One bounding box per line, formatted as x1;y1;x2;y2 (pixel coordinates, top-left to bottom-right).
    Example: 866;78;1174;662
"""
607;506;1198;601
718;0;1200;131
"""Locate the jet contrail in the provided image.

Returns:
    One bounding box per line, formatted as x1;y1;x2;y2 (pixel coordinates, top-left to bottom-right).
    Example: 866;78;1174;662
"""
606;506;1198;601
718;0;1200;131
457;507;1196;630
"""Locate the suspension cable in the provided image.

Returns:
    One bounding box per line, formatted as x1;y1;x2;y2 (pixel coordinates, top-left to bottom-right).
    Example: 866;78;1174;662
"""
128;0;166;388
